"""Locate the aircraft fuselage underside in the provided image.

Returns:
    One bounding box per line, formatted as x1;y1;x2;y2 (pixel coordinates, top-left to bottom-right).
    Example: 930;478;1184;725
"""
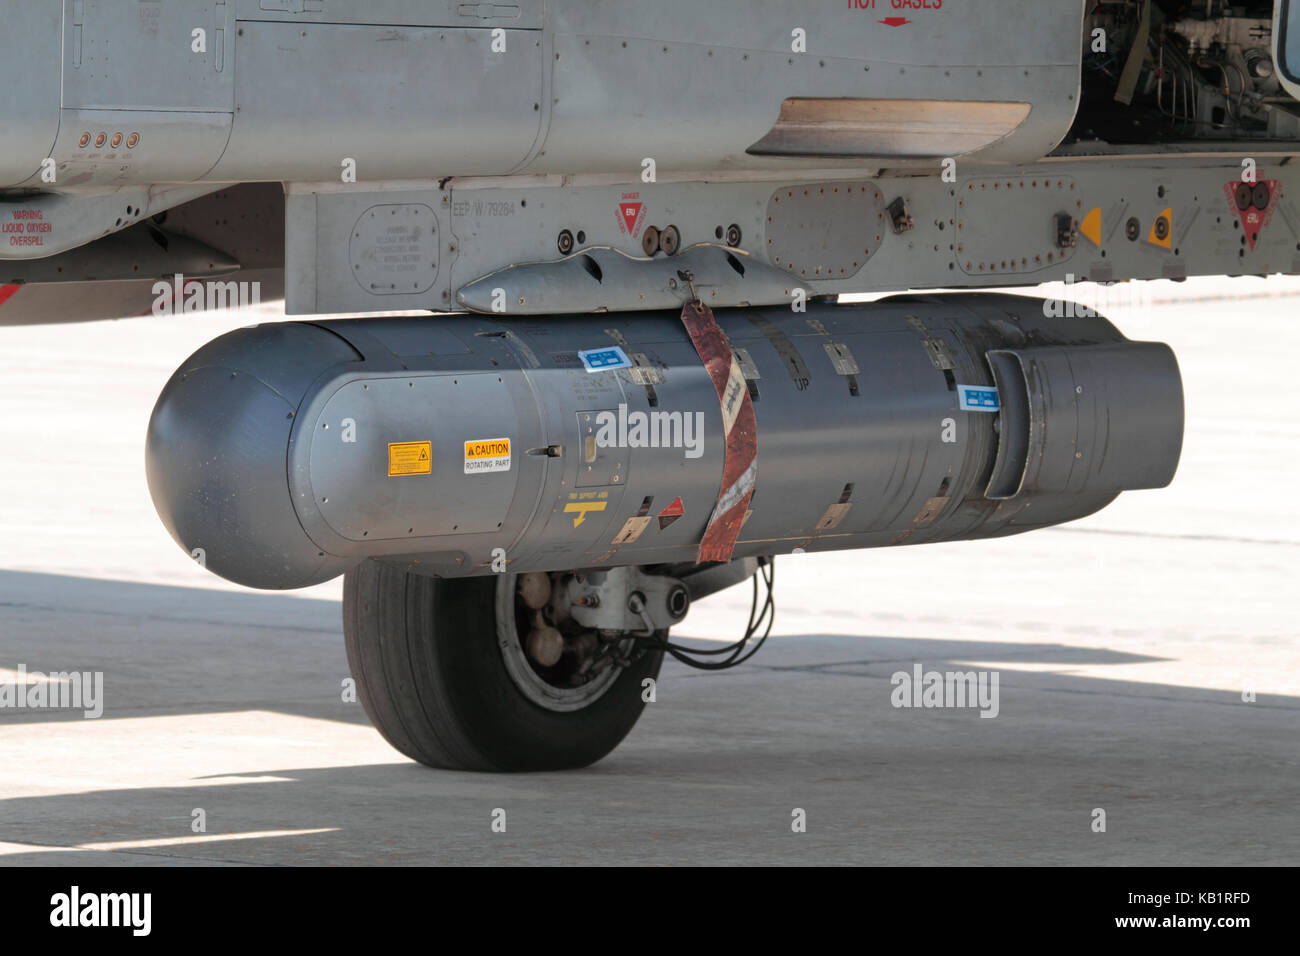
286;158;1300;317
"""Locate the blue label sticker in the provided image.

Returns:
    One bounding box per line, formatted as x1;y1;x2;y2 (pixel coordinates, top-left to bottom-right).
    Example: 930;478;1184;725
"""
578;345;633;373
957;385;1000;412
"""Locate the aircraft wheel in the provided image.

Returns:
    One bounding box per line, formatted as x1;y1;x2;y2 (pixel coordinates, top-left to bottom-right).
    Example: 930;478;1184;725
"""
343;560;663;771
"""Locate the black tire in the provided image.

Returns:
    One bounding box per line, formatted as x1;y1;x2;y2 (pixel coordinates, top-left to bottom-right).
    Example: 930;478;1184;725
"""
342;560;663;772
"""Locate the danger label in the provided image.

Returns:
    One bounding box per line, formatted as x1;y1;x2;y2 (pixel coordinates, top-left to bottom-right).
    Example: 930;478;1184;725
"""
388;441;432;477
658;496;684;531
464;437;511;474
1224;179;1280;251
616;193;647;238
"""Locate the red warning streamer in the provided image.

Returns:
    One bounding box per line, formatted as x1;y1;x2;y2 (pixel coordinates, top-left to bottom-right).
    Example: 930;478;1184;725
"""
680;300;757;563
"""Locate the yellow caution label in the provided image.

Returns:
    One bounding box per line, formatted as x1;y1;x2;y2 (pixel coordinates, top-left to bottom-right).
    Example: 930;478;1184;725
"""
464;437;511;475
388;441;432;477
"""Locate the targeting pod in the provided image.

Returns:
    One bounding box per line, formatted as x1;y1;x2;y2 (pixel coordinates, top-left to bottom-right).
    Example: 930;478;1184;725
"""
146;294;1184;589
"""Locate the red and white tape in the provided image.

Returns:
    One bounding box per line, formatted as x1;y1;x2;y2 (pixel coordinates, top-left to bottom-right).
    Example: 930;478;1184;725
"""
680;300;757;563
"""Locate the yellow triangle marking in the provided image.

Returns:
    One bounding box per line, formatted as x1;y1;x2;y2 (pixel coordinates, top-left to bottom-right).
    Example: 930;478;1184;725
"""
1147;207;1173;249
1080;207;1102;247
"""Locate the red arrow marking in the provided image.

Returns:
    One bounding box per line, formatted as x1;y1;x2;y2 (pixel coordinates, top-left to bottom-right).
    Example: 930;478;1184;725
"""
879;17;911;26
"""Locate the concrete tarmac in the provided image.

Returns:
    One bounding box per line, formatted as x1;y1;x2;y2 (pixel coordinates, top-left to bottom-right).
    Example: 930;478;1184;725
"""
0;277;1296;865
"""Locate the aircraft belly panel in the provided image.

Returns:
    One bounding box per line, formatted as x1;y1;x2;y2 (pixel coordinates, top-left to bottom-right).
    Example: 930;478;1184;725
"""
209;23;543;180
61;0;236;111
6;0;1085;187
0;1;62;187
550;0;1080;67
530;0;1083;171
50;0;236;186
237;0;544;30
49;109;233;185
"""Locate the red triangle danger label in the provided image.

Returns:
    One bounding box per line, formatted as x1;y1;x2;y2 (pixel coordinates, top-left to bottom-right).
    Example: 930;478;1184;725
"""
1225;179;1280;251
619;202;642;233
657;496;684;530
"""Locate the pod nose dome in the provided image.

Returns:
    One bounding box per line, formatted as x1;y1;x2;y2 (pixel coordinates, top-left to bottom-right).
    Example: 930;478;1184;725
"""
145;323;359;589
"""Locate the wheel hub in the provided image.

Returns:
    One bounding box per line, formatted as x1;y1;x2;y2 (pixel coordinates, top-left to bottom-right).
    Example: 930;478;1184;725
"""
495;572;631;712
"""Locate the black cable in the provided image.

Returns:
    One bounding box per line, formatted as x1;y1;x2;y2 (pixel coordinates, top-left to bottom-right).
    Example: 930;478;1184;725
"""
635;557;777;670
668;561;772;669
